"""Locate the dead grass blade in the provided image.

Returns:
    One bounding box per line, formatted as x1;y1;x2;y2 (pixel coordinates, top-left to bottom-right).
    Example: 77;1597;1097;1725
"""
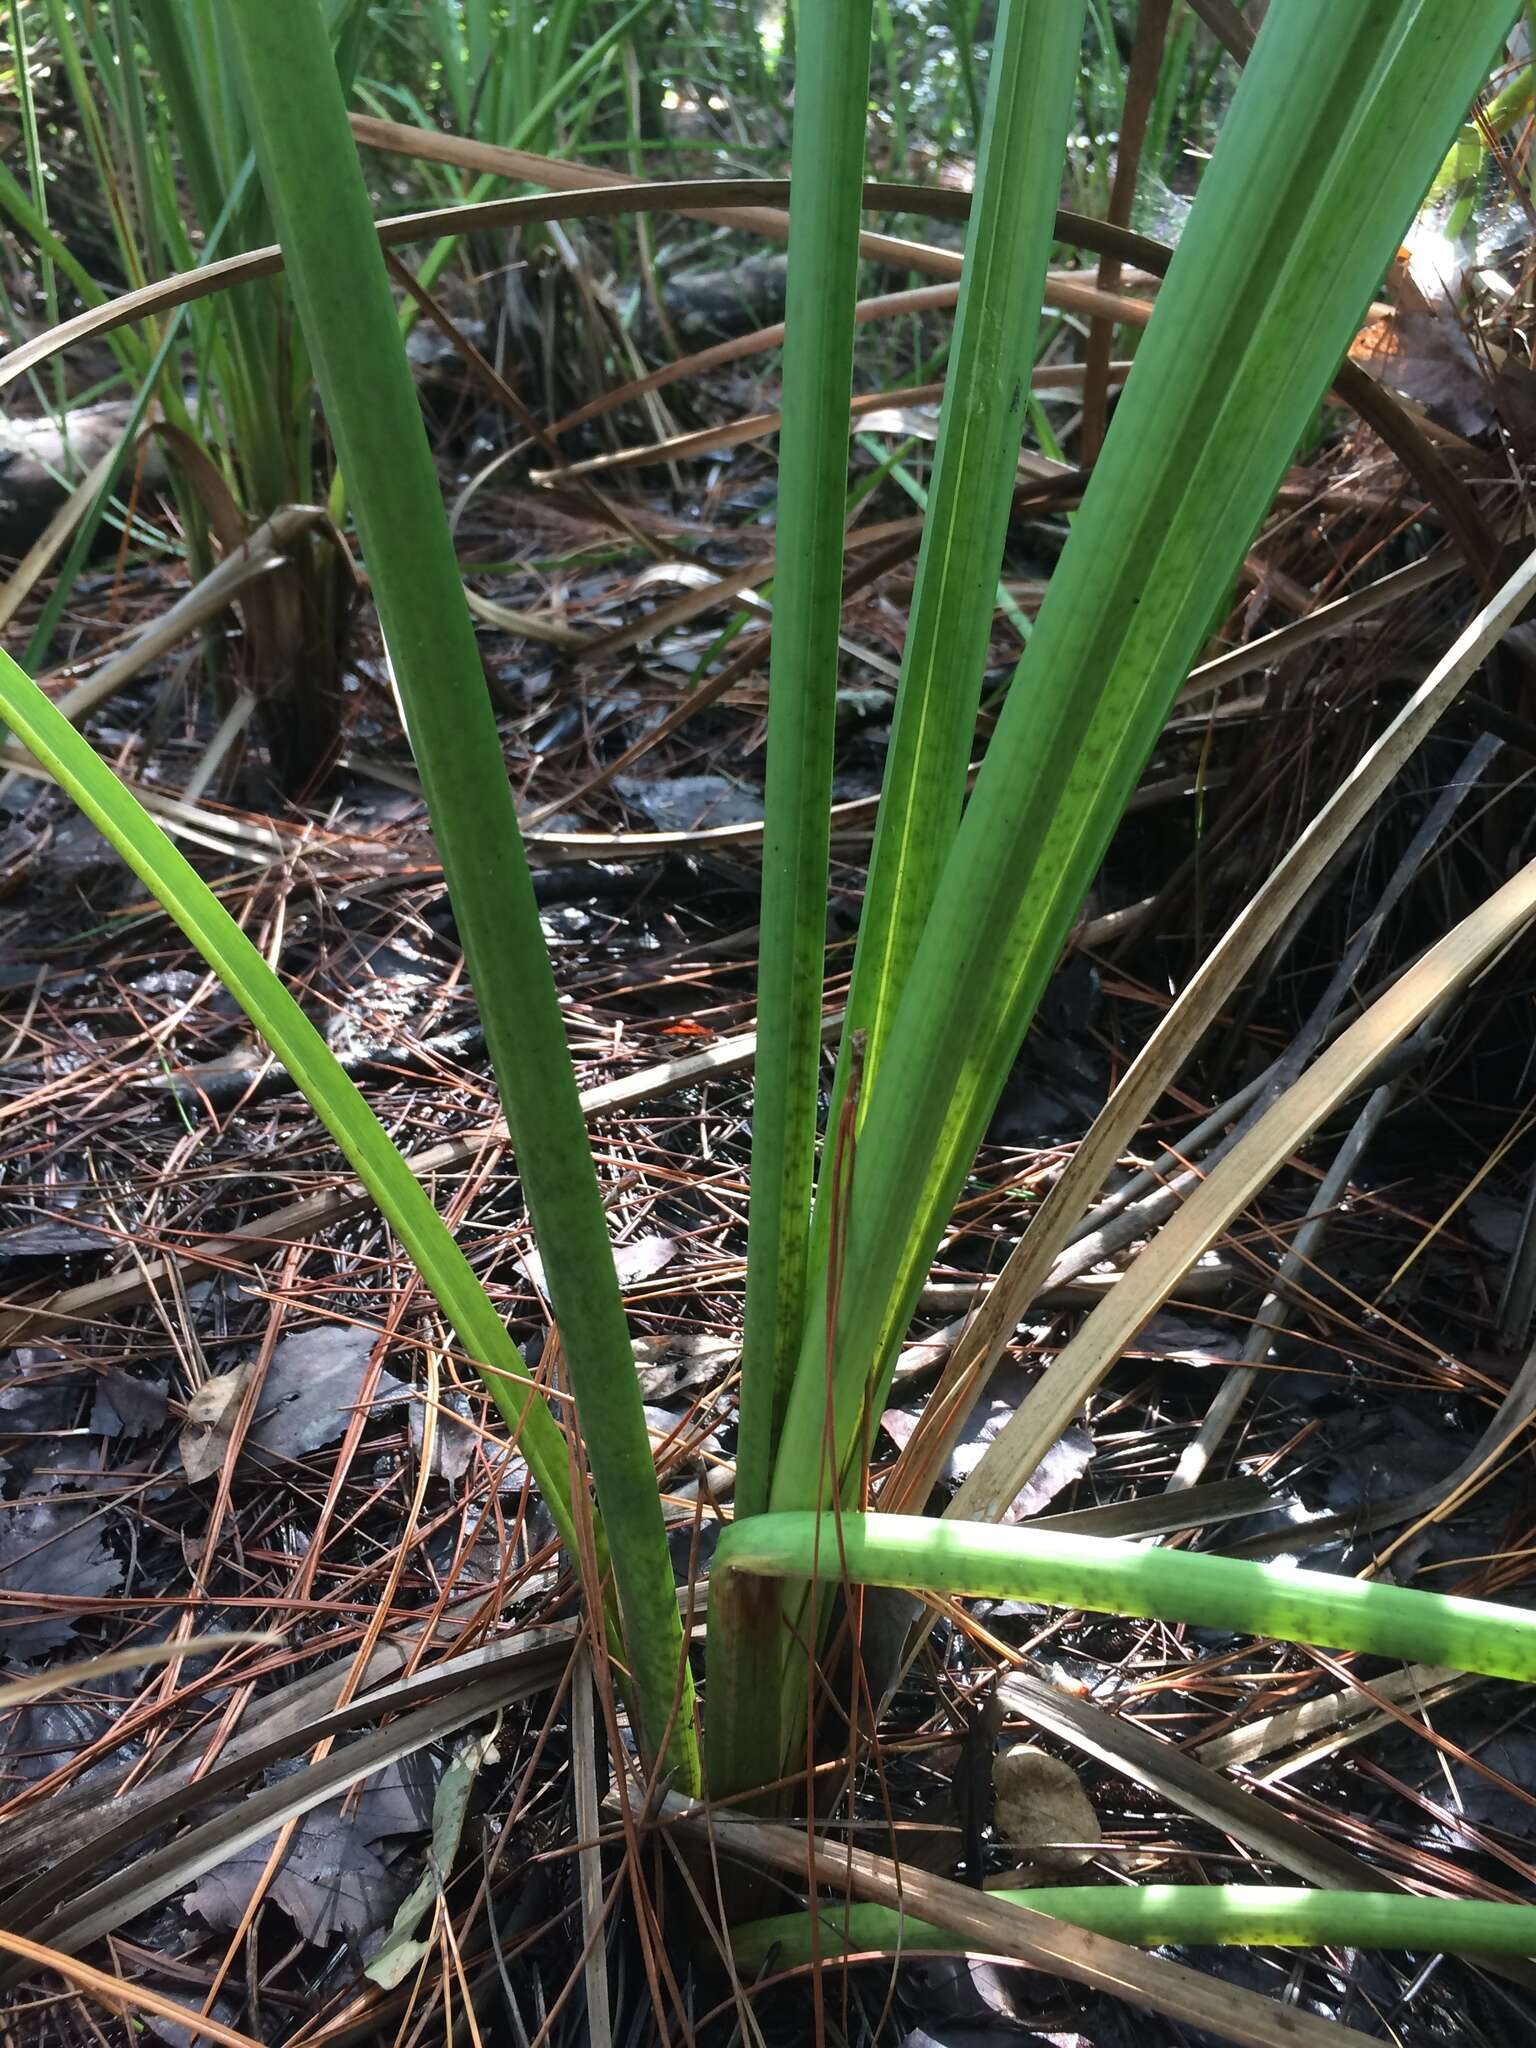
995;1672;1382;1891
916;545;1536;1514
0;1927;264;2048
1176;550;1462;705
16;1667;544;1963
1193;1663;1464;1773
540;282;962;446
0;177;1156;397
0;1631;279;1710
348;118;1163;317
953;849;1536;1523
638;1789;1376;2048
0;1619;574;1891
533;367;1123;488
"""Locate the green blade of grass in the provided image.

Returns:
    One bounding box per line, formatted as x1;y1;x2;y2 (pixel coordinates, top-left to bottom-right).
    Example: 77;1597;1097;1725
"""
0;644;579;1563
770;0;1519;1522
224;0;695;1789
713;1510;1536;1685
732;0;876;1522
706;0;876;1805
713;0;1085;1802
733;1891;1536;1969
828;0;1086;1112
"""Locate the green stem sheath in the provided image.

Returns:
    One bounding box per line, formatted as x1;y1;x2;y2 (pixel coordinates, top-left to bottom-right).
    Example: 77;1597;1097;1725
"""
713;1512;1536;1686
227;0;697;1788
733;1890;1536;1971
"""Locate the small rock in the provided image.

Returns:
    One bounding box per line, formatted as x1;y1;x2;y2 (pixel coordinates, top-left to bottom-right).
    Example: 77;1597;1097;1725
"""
992;1745;1100;1874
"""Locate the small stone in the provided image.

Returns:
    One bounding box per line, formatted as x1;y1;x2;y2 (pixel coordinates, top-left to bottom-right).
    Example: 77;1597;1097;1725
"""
992;1745;1100;1874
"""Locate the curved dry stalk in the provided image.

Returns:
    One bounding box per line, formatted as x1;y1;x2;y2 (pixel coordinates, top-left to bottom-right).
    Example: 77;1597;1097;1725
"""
349;114;1168;306
354;116;1485;573
540;282;963;445
532;364;1125;487
0;178;1159;396
951;847;1536;1524
638;1787;1382;2048
909;546;1536;1514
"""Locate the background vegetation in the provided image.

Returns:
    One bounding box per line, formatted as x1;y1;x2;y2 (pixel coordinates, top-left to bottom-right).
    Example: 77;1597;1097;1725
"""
3;4;1536;2045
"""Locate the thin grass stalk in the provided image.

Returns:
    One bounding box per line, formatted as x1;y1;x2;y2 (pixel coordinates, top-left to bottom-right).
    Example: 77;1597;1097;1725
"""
0;646;582;1562
812;0;1085;1261
732;0;877;1524
711;0;1082;1802
733;1891;1536;1968
224;0;696;1789
768;0;1519;1527
713;1511;1536;1684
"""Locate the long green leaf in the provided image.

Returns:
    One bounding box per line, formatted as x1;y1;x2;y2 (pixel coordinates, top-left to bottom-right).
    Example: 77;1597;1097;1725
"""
771;0;1518;1520
714;0;1085;1802
780;0;1087;1516
733;0;876;1523
734;1890;1536;1968
713;1511;1536;1684
224;0;695;1789
0;646;579;1554
829;0;1086;1111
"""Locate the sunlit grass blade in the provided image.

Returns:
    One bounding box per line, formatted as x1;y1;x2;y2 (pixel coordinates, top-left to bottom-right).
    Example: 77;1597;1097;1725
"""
733;0;876;1523
713;0;1085;1803
0;644;580;1561
224;0;696;1788
769;0;1519;1528
712;1511;1536;1684
733;1890;1536;1969
786;0;1087;1494
823;0;1086;1098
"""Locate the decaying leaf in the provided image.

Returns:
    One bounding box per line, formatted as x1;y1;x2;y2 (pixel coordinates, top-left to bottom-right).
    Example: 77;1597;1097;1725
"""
178;1361;253;1485
408;1392;480;1483
519;1232;677;1300
1349;304;1536;448
0;1217;110;1259
0;1502;124;1663
178;1326;412;1482
183;1823;401;1946
883;1365;1094;1522
183;1756;438;1947
91;1367;169;1439
245;1326;410;1460
366;1725;498;1988
613;772;763;832
633;1332;737;1402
